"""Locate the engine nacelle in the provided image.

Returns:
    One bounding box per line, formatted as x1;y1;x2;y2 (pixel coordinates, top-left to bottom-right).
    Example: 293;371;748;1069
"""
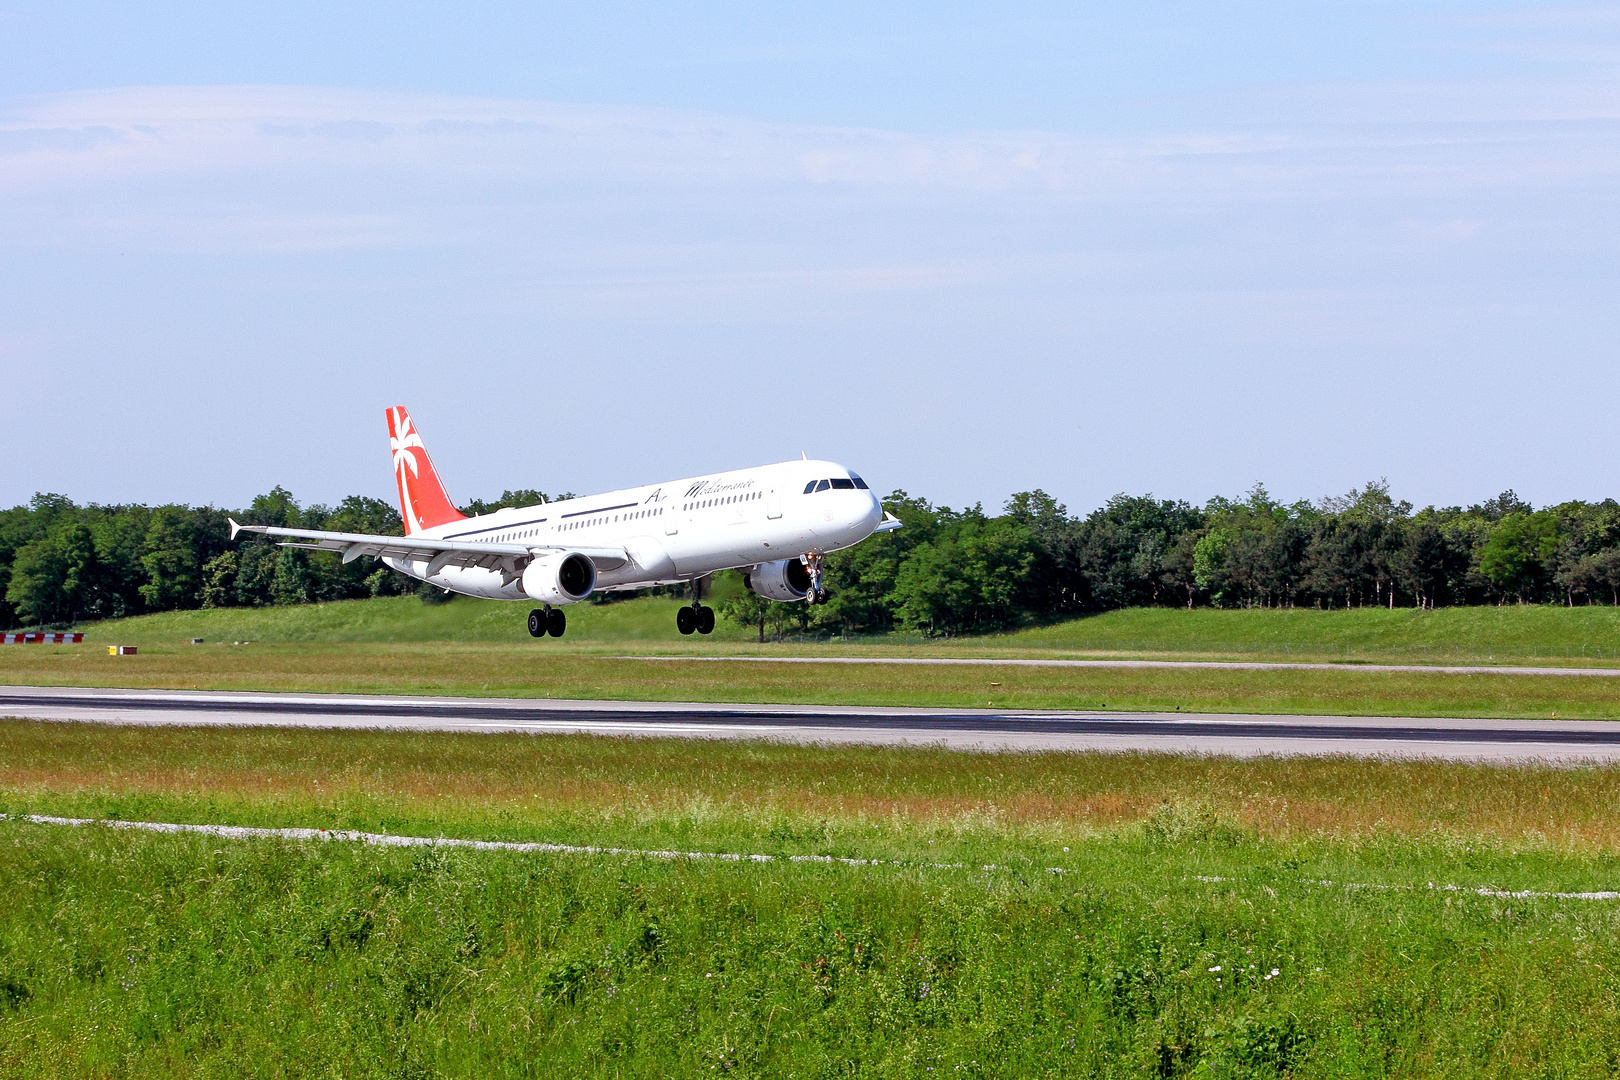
746;558;812;602
521;552;596;605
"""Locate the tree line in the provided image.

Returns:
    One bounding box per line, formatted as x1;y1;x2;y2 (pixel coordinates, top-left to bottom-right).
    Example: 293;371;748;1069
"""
725;482;1620;638
0;487;557;628
4;481;1619;633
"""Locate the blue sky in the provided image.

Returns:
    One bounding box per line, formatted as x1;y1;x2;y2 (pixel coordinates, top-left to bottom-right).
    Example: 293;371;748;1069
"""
2;3;1618;514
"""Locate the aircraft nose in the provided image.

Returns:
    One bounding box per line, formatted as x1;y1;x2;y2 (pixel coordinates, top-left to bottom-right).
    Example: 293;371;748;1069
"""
853;491;881;534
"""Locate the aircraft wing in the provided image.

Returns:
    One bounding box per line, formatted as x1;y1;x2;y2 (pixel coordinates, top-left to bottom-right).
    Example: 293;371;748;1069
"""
229;519;629;575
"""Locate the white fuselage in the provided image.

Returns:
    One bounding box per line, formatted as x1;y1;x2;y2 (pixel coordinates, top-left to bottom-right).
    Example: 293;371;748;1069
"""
382;458;882;601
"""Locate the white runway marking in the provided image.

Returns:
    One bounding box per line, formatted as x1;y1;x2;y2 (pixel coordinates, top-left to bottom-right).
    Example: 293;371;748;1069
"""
1193;874;1620;902
0;814;1002;872
7;814;1614;901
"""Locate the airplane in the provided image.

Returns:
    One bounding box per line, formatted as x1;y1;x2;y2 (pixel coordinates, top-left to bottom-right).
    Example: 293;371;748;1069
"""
230;406;901;637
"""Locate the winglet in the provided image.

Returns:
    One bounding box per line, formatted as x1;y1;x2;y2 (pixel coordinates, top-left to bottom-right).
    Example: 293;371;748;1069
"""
228;517;242;540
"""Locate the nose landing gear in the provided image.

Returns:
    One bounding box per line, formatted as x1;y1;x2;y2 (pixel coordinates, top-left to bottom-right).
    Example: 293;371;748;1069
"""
528;607;566;638
802;552;829;605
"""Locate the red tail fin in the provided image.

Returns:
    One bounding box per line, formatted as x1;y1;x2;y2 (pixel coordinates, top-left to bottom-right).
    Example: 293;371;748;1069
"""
387;406;466;535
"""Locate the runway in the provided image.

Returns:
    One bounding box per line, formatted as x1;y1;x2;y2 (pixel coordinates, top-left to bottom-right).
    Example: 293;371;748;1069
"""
4;685;1620;761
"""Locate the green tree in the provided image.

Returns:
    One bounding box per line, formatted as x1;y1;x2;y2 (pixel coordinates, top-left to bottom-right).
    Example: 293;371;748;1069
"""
270;549;317;606
138;506;204;611
0;494;76;627
5;521;107;625
809;492;941;635
200;551;239;608
315;495;408;599
1073;493;1207;610
1478;512;1560;602
1192;528;1232;605
891;515;1039;635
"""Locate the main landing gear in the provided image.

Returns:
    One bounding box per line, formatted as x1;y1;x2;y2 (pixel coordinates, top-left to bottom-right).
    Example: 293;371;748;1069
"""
677;579;716;635
676;605;714;635
803;552;829;606
528;607;566;638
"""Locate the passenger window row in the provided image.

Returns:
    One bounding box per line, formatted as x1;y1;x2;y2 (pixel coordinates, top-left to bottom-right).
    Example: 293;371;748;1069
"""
476;506;668;543
683;491;762;512
558;507;663;532
803;475;868;494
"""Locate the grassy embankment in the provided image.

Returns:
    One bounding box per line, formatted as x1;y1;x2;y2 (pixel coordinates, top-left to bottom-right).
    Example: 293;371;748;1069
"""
6;597;1620;718
7;722;1620;1075
27;591;1620;660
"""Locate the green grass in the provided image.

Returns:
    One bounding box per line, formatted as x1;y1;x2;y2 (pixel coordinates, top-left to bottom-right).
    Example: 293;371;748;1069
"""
999;605;1620;661
9;596;1620;720
58;593;760;646
7;641;1620;717
44;593;1620;663
8;723;1620;1076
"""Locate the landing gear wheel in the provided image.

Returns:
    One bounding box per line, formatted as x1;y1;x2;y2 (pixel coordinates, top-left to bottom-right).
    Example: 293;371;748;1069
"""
527;609;544;637
547;609;566;637
801;552;827;606
697;606;715;634
677;606;697;635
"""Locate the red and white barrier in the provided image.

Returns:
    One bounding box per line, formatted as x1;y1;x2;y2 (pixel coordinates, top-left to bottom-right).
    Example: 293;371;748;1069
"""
2;633;85;644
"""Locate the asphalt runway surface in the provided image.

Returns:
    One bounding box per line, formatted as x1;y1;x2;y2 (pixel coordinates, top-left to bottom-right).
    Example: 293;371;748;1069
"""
4;685;1620;761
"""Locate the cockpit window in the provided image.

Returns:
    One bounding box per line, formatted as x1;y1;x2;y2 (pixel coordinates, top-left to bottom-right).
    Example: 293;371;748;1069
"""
815;479;831;492
803;481;817;494
830;478;855;490
850;474;869;490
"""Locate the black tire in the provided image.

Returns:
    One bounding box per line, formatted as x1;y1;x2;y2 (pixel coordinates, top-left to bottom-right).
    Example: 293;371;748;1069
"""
697;606;715;635
527;609;544;637
547;609;566;637
677;607;697;635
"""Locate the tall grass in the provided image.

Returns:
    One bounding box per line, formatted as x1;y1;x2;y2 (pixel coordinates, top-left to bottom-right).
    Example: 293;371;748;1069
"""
7;813;1620;1076
9;720;1620;857
8;724;1620;1075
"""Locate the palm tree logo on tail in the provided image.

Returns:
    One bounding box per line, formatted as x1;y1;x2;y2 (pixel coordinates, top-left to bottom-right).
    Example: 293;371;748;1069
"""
390;407;426;534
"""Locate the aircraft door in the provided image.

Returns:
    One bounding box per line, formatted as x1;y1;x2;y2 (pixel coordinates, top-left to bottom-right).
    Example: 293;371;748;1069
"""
665;504;679;535
766;487;782;520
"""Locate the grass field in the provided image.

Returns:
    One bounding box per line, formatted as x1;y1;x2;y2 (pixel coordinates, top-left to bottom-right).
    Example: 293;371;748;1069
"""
8;640;1620;717
8;596;1620;719
7;722;1620;1076
24;593;1620;661
999;603;1620;661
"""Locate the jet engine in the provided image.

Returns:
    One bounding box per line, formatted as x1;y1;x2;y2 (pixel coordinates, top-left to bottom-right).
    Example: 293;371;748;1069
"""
522;552;596;604
745;558;812;602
